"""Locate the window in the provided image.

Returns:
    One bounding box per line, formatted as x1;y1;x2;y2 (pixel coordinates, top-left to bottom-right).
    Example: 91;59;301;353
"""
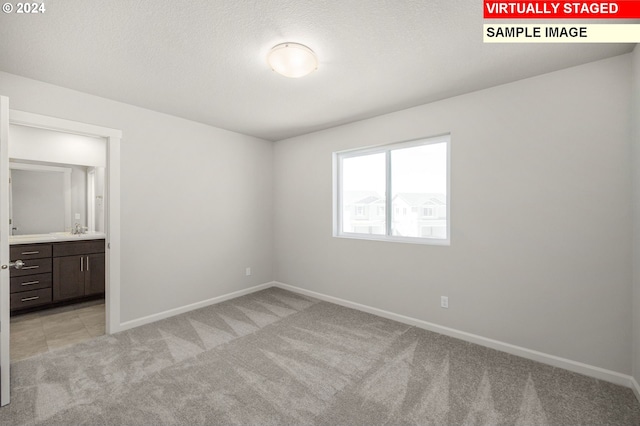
422;207;434;217
334;134;449;245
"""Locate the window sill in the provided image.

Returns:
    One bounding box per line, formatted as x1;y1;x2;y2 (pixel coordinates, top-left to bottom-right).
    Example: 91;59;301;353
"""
333;233;450;246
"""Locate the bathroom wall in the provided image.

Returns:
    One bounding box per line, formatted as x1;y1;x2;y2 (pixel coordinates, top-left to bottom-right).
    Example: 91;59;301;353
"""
10;124;105;167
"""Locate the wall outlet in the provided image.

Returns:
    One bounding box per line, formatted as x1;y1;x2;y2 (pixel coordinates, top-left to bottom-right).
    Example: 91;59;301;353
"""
245;267;251;276
75;213;81;220
440;296;449;309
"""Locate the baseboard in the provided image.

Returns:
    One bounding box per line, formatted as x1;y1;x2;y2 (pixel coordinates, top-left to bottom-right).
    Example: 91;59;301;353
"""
273;281;635;391
112;279;638;396
632;377;640;401
117;281;275;332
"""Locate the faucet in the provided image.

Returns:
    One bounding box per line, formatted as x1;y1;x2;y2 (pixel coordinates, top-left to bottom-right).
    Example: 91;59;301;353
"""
72;223;88;235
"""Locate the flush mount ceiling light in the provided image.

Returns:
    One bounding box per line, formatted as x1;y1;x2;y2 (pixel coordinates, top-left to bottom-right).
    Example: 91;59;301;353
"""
267;42;318;78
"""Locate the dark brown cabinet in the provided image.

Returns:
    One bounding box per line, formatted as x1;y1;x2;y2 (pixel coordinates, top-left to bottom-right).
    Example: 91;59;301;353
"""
10;239;105;313
86;253;105;296
9;243;53;311
53;241;105;302
53;255;86;301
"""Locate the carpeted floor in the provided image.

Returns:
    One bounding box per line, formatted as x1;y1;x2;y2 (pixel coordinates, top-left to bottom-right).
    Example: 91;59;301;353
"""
0;287;638;425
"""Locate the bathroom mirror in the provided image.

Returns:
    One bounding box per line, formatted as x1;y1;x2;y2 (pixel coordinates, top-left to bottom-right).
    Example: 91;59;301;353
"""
9;160;105;235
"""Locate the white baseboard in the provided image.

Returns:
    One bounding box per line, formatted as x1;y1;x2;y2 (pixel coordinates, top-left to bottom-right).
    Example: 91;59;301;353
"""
273;281;636;391
632;377;640;401
116;281;275;332
112;279;638;399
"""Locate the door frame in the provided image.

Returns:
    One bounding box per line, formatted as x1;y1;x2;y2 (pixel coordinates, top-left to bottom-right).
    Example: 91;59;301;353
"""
9;110;122;335
1;97;10;406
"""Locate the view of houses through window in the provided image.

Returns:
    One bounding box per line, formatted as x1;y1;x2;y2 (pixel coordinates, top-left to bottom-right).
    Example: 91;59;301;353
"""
336;136;449;243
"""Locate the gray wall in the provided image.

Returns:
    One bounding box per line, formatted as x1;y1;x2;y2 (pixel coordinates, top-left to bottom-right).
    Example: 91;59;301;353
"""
0;71;274;323
2;53;635;376
273;54;633;374
632;44;640;384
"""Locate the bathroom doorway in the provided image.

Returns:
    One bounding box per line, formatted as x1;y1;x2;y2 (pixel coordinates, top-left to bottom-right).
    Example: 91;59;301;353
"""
9;153;107;360
0;102;121;405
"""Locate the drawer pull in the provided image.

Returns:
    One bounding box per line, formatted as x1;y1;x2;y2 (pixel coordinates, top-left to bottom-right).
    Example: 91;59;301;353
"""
21;251;39;255
21;296;39;302
22;266;39;270
21;280;39;286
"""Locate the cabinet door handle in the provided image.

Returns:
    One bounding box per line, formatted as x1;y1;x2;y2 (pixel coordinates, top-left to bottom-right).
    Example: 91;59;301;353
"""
21;280;39;286
21;296;39;302
81;257;83;272
86;256;90;271
22;265;39;270
21;251;39;255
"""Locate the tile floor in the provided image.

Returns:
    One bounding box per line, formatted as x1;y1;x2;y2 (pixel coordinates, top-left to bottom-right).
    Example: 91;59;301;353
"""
10;299;105;361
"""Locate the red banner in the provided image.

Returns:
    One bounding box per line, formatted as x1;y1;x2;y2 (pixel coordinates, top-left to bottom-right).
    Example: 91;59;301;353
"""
484;1;640;19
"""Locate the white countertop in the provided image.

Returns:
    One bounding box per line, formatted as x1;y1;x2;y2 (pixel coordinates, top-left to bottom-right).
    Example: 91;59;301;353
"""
9;232;106;245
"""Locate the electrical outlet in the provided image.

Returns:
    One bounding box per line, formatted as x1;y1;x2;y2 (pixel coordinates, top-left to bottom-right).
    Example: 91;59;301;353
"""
440;296;449;309
75;213;81;220
245;267;251;276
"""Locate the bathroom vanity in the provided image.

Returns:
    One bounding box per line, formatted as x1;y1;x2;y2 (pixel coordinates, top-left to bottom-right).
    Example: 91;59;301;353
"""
9;234;106;313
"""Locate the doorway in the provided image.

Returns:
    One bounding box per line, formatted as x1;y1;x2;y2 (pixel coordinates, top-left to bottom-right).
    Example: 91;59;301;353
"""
9;159;105;359
0;104;121;406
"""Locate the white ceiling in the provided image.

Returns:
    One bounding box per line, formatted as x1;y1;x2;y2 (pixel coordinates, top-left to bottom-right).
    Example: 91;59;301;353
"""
0;0;634;141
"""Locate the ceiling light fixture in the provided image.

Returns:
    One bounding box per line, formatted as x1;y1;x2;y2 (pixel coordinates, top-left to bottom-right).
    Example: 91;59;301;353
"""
267;42;318;78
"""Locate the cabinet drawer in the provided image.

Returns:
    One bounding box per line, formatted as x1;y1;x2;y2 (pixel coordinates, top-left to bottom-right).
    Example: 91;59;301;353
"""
53;240;105;257
10;273;52;294
11;288;52;311
10;258;52;277
10;244;52;261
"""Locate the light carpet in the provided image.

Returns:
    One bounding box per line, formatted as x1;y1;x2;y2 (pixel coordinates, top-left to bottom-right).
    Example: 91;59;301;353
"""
0;287;638;425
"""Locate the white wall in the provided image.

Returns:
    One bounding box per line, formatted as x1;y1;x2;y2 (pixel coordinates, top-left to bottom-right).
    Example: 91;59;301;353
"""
274;54;633;374
0;71;274;323
1;53;634;376
632;44;640;385
9;124;106;167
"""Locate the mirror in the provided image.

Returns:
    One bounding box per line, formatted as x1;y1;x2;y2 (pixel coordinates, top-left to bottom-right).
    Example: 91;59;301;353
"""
9;160;105;235
8;124;107;237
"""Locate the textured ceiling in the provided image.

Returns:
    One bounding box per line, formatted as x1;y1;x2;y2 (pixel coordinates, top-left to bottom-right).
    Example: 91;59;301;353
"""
0;0;634;141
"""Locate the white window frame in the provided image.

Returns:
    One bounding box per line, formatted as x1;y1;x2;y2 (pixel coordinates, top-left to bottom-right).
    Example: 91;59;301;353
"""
333;134;450;245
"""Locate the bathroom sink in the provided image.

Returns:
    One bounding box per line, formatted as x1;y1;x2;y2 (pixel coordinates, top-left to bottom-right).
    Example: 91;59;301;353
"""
9;232;106;244
10;234;56;242
49;232;106;241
